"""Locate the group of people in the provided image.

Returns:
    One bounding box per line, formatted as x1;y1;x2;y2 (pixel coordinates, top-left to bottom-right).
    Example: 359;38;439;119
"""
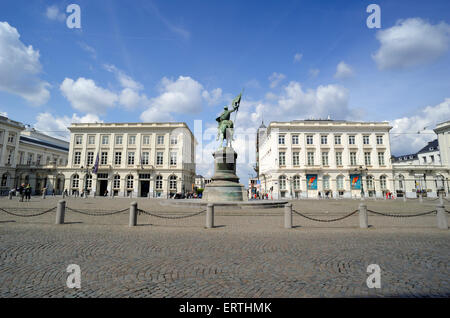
16;184;32;202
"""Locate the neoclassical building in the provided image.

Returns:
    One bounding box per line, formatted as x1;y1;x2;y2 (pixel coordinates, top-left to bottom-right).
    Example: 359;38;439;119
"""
61;122;196;198
257;119;394;199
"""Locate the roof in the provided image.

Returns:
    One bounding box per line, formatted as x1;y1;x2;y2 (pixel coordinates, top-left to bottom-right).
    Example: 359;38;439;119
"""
417;139;439;154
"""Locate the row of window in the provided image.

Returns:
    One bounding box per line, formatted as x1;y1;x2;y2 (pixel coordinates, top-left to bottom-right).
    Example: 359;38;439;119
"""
73;151;177;166
15;152;66;166
75;134;178;146
279;151;386;166
71;174;177;190
278;175;388;190
278;134;384;146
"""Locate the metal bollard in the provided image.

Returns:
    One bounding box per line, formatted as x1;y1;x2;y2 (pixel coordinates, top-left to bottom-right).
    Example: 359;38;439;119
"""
436;205;448;230
439;193;443;206
419;194;423;203
129;202;138;227
206;204;214;228
55;200;65;224
359;203;368;228
403;195;406;202
284;203;293;229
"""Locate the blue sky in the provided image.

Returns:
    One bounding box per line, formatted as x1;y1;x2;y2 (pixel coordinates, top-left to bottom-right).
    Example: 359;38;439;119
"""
1;0;450;180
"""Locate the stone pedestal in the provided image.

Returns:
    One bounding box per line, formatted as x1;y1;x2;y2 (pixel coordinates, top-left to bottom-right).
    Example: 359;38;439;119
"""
203;147;246;202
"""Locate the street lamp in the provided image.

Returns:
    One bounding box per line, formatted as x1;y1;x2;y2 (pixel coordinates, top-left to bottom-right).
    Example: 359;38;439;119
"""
80;165;89;198
354;166;368;199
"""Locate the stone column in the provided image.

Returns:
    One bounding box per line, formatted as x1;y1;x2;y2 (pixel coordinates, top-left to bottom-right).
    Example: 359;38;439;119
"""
284;203;292;229
206;204;214;228
359;203;368;228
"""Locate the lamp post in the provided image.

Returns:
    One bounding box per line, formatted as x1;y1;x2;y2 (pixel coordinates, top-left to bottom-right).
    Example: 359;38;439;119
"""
354;166;368;199
80;165;89;198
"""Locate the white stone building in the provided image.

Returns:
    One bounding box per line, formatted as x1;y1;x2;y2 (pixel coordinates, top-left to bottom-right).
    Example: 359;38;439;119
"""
257;119;393;199
61;122;196;198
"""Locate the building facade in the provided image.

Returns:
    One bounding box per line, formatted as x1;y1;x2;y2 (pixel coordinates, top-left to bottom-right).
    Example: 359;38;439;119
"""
258;120;393;199
61;122;196;198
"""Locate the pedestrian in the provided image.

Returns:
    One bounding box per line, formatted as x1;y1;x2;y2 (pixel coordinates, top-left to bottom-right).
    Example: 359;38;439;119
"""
25;184;31;201
18;184;25;202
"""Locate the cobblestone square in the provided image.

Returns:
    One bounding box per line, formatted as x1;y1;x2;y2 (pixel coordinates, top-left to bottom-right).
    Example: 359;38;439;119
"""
0;196;449;297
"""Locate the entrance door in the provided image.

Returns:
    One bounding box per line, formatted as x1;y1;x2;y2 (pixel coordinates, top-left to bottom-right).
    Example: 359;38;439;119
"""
99;180;108;196
140;181;150;197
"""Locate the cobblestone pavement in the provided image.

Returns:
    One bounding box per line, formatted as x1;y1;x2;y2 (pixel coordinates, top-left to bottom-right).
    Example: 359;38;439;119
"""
0;196;449;297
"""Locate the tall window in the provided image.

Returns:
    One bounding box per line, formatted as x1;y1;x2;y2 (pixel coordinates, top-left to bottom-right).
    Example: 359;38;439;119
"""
336;175;344;190
7;149;13;165
293;176;301;190
157;135;164;145
101;135;109;145
72;174;79;188
323;176;330;190
279;176;286;190
306;135;313;145
88;135;95;145
366;176;374;189
398;175;404;190
278;135;285;145
1;173;8;187
321;135;327;144
334;135;341;145
380;176;387;190
127;175;134;189
156;152;163;165
378;152;385;165
115;135;123;145
85;175;92;189
101;152;108;165
170;152;177;165
170;135;178;145
37;155;42;165
169;175;177;190
74;152;81;165
115;152;122;165
293;152;300;166
156;175;163;189
27;153;33;165
348;136;355;145
292;135;299;145
128;152;135;165
364;152;371;165
278;152;286;166
113;175;120;189
7;133;15;143
128;135;136;145
142;152;149;165
143;135;150;145
75;135;83;145
336;152;342;166
376;135;383;145
321;152;329;166
87;152;94;165
350;152;357;166
363;136;370;145
307;152;314;166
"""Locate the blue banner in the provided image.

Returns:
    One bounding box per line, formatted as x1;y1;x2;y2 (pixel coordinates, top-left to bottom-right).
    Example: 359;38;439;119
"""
350;174;361;190
306;174;317;190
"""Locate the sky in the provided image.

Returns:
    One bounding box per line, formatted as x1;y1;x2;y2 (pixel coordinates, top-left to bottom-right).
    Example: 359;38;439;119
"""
0;0;450;184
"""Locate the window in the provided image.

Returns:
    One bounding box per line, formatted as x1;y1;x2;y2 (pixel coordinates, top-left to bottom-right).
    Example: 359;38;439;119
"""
364;152;371;165
113;175;120;189
306;135;313;145
366;176;374;189
1;173;8;187
336;175;344;190
279;176;286;190
334;135;341;145
278;135;285;145
156;152;163;165
293;152;300;166
72;175;79;188
74;152;81;165
336;152;342;166
423;156;427;164
101;135;109;145
293;176;301;190
350;152;357;166
321;135;327;145
323;176;330;190
170;135;178;145
142;152;149;165
321;152;328;166
380;176;387;190
376;135;383;145
126;175;134;189
398;175;404;189
85;175;92;189
88;135;95;145
156;175;163;189
27;153;33;165
87;152;94;165
157;135;164;145
307;152;314;166
7;149;13;165
430;155;435;163
101;152;108;165
139;174;151;179
128;152;135;165
128;135;136;145
7;133;15;143
75;135;83;145
363;136;370;145
279;152;286;166
292;135;299;145
170;152;177;165
115;135;123;145
348;136;355;145
169;175;177;190
143;135;150;145
37;155;42;165
378;152;385;165
115;152;122;165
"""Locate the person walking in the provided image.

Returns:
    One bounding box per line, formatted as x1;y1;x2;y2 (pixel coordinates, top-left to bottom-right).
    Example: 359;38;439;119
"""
25;184;31;202
18;184;25;202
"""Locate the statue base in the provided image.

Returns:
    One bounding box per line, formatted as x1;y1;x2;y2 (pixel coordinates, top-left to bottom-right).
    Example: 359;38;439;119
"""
202;147;246;202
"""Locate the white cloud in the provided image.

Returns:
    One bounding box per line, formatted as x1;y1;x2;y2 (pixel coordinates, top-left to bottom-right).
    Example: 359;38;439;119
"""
34;112;102;140
140;106;173;122
0;111;7;117
202;88;223;106
78;42;97;59
294;53;303;63
104;64;143;91
119;87;150;110
309;68;320;77
268;72;286;88
334;61;354;79
45;5;66;22
60;77;118;115
0;22;50;105
373;18;450;70
390;98;450;155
